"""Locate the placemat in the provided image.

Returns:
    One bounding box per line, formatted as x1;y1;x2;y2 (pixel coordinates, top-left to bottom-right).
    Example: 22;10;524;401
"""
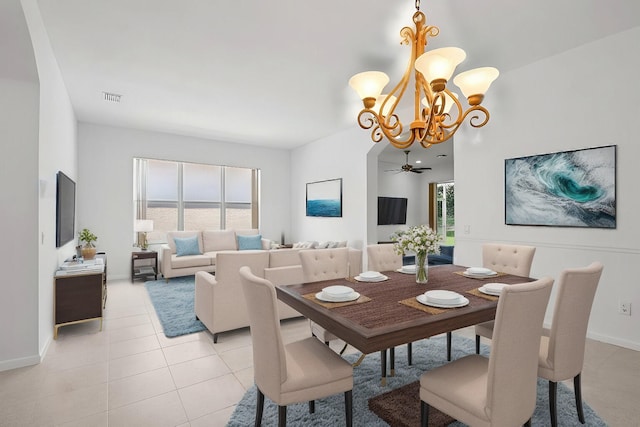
466;288;499;301
454;271;508;280
398;297;446;315
303;292;372;309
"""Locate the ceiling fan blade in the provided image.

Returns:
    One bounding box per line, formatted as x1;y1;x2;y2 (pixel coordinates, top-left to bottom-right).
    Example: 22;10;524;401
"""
411;170;423;174
413;167;432;171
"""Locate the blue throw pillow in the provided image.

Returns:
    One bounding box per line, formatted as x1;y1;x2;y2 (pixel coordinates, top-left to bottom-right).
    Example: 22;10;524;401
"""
174;236;201;256
237;234;262;250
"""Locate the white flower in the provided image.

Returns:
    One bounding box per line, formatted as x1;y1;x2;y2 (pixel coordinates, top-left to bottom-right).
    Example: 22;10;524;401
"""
391;225;442;255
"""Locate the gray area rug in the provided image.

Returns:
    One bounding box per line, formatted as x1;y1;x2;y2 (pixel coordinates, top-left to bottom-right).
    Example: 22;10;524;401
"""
144;275;206;338
228;335;607;426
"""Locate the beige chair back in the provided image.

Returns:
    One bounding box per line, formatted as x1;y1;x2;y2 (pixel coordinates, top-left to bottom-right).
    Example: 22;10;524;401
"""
482;243;536;277
299;247;349;282
486;277;553;424
367;244;402;272
239;266;287;400
541;262;604;381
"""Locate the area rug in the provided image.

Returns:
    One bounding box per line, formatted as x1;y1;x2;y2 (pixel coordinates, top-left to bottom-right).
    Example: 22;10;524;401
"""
227;335;607;426
144;275;207;338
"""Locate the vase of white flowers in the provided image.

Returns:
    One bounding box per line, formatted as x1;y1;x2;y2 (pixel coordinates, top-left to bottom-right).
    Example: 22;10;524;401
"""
391;225;441;284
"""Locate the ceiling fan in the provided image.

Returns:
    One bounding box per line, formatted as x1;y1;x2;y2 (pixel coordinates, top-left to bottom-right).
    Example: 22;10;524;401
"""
385;150;432;174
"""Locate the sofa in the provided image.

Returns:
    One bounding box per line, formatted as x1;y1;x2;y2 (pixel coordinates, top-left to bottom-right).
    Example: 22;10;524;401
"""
428;245;454;265
160;229;270;280
194;246;362;342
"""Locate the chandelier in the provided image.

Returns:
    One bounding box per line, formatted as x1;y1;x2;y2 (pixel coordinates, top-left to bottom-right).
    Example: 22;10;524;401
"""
349;0;499;149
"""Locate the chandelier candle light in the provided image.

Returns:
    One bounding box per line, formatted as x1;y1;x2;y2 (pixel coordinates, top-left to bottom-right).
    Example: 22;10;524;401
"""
391;225;441;284
349;0;499;149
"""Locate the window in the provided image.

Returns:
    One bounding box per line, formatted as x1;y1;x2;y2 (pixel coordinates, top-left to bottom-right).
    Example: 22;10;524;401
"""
134;158;259;243
436;182;454;245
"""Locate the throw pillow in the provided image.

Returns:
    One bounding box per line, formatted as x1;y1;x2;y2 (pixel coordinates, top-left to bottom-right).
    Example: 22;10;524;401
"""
174;236;201;256
238;234;263;250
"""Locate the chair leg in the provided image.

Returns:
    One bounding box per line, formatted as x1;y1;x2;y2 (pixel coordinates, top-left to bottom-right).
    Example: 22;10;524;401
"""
420;400;429;427
549;380;558;427
574;373;585;424
344;390;353;427
324;341;330;346
278;405;286;427
339;342;348;355
407;342;412;365
524;418;532;427
255;388;265;427
446;332;452;361
308;400;315;414
213;333;219;344
475;334;481;354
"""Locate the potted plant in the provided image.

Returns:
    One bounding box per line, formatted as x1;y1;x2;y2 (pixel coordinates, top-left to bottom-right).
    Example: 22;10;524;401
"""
78;228;98;260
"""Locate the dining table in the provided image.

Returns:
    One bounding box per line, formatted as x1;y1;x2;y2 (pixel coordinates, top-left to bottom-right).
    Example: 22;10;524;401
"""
275;264;534;384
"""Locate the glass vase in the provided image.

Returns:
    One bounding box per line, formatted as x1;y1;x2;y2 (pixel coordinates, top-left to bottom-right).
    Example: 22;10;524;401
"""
415;251;429;284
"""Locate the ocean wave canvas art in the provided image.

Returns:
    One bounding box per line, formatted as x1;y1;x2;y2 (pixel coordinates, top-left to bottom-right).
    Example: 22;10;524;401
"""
306;178;342;217
505;145;616;228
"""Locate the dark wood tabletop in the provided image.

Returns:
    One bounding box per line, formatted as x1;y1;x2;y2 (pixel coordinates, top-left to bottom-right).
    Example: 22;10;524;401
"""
275;264;533;354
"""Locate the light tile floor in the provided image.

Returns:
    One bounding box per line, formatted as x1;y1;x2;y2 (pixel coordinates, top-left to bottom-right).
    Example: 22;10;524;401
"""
0;278;638;426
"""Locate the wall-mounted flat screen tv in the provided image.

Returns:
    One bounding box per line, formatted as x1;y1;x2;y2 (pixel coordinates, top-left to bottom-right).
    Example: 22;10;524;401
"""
378;196;407;225
56;171;76;247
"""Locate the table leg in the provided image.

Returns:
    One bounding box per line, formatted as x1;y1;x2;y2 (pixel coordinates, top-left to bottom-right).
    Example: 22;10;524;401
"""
380;349;387;386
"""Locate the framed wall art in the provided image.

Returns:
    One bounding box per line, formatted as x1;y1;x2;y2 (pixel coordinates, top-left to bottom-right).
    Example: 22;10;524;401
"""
306;178;342;217
505;145;616;228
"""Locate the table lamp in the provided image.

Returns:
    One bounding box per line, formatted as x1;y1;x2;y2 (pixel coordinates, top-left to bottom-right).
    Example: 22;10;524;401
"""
134;219;154;250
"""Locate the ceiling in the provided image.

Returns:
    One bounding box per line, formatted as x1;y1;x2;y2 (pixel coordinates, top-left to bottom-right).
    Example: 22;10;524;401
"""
17;1;640;151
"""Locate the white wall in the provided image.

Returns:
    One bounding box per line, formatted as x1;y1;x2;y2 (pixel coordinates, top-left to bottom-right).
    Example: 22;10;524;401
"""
454;27;640;350
77;123;292;280
0;0;79;371
0;77;40;369
290;126;374;250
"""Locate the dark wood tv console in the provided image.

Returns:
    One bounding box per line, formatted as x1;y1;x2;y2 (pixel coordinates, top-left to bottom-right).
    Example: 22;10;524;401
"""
54;253;107;339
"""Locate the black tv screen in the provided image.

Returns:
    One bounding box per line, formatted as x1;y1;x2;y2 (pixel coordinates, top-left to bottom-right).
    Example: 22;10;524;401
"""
378;196;407;225
56;171;76;247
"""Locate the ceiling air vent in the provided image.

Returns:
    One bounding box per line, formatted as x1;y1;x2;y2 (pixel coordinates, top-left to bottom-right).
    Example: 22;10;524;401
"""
102;92;122;103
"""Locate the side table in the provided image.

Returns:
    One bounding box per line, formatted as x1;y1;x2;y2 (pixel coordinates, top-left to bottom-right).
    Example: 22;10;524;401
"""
131;250;158;282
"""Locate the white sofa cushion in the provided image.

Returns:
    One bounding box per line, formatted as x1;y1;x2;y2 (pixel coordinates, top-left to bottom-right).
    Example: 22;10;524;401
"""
202;230;237;252
171;254;211;268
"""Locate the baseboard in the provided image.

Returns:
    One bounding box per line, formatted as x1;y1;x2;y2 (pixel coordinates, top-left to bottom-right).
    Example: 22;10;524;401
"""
0;353;41;372
587;331;640;351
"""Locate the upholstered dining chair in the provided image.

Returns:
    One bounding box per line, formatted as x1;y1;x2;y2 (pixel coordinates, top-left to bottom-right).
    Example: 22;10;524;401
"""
444;242;537;360
367;243;402;272
239;266;353;427
420;277;553;427
538;262;603;426
299;247;350;352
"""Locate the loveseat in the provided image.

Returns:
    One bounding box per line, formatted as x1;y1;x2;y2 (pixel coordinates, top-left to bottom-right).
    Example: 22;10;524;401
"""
160;229;270;280
194;246;362;342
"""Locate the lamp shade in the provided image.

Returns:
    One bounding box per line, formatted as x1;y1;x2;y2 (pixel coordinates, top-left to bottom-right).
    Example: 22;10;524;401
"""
349;71;390;100
453;67;499;98
134;219;154;233
422;92;459;115
414;47;466;83
375;94;397;116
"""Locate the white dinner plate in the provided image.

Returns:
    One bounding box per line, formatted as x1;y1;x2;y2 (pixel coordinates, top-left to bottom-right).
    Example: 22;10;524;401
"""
416;294;469;308
466;267;494;275
483;282;507;294
322;285;354;297
359;270;384;279
397;265;417;274
463;271;498;278
354;274;388;282
424;290;463;305
316;291;360;302
478;287;501;296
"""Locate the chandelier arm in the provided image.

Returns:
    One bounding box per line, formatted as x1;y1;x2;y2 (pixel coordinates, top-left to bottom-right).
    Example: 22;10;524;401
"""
459;105;490;128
